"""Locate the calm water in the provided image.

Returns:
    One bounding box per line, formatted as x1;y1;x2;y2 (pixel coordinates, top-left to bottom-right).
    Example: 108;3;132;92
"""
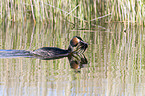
0;21;145;96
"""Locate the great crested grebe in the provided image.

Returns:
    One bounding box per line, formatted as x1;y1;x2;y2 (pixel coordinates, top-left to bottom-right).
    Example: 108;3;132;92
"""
32;36;88;58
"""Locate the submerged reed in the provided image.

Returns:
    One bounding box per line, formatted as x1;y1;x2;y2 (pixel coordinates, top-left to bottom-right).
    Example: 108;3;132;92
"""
0;0;144;25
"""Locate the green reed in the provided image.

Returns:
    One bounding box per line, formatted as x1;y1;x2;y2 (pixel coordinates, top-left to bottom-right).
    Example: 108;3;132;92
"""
0;0;144;25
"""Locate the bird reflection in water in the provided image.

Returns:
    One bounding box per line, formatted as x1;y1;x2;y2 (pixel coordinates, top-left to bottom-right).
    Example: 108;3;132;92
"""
33;53;88;70
68;53;88;69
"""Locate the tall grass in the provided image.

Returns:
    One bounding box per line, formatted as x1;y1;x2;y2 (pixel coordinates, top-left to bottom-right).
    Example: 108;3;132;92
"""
0;0;144;25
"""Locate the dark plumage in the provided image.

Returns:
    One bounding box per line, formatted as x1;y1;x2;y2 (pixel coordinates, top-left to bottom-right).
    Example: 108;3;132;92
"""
32;36;88;58
32;47;69;57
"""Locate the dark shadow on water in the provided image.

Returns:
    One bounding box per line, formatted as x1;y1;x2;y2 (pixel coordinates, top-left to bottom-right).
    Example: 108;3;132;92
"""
0;50;88;70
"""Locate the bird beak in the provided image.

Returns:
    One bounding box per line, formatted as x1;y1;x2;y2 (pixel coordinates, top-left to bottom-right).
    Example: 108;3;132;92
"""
79;41;88;53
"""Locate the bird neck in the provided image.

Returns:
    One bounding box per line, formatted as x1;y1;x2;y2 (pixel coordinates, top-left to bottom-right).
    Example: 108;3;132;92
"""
68;45;73;52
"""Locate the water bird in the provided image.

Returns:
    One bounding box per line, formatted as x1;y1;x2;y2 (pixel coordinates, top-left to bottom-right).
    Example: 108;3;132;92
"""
32;36;88;59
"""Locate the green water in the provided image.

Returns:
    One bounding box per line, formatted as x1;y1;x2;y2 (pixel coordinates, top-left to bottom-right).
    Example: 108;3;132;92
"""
0;21;145;96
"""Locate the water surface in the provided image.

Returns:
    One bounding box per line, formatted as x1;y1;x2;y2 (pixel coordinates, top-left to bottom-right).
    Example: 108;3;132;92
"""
0;22;145;96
